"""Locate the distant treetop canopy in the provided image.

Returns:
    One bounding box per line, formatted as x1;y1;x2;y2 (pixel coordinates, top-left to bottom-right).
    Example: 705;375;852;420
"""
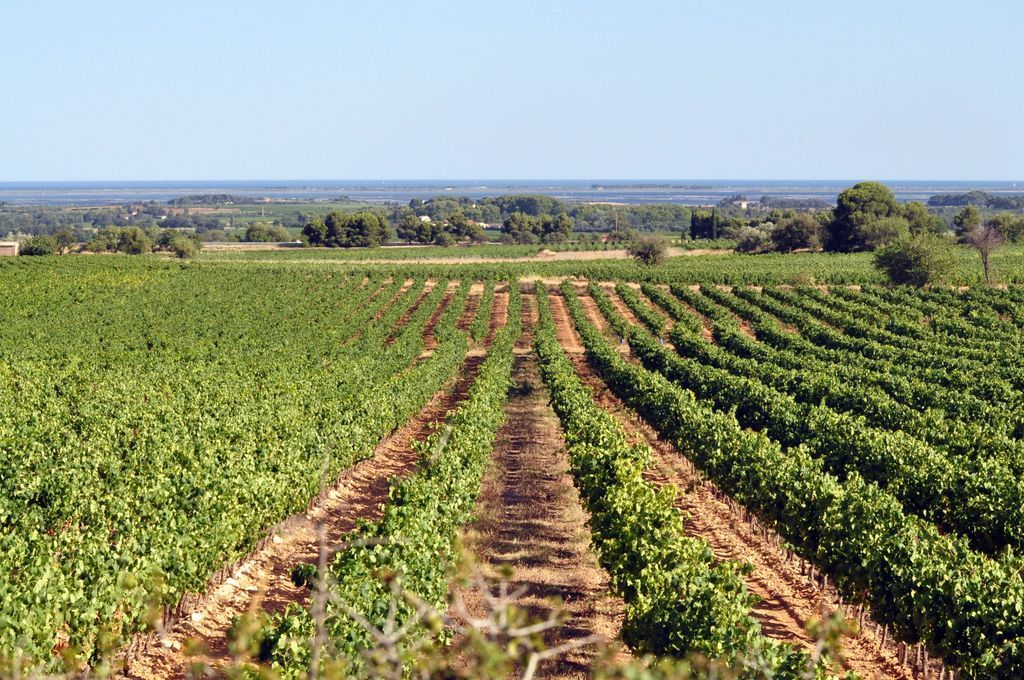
927;191;1024;210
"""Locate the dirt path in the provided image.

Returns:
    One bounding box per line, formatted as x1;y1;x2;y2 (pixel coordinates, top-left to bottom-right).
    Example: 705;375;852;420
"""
212;247;731;266
515;290;538;353
554;304;912;680
456;294;628;679
599;283;643;328
124;348;490;679
486;286;510;347
578;292;610;334
549;293;584;354
457;282;485;336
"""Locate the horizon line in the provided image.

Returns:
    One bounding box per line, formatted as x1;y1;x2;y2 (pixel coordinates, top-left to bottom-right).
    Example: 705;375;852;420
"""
2;178;1023;186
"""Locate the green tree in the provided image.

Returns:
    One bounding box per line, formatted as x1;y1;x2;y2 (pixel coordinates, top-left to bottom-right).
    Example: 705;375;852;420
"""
735;227;769;253
396;213;420;243
301;215;327;245
825;181;900;251
952;205;982;235
415;219;436;244
244;223;290;242
53;228;75;253
341;211;391;247
873;233;953;287
501;211;541;243
323;211;391;248
544;212;574;243
447;210;469;238
87;226;153;254
465;221;486;243
769;214;821;252
20;235;58;256
986;212;1024;242
901;201;946;235
169;235;200;259
116;227;154;254
859;216;911;249
433;231;456;246
689;209;719;240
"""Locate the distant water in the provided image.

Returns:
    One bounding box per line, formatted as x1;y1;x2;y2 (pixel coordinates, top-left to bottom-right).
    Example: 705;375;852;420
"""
0;179;1021;206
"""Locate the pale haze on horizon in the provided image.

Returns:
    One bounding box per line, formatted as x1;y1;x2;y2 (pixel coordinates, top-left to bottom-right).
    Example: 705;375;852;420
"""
1;0;1021;182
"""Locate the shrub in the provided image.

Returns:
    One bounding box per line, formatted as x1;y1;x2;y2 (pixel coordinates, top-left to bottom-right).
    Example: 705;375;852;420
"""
19;236;58;256
873;233;953;286
169;236;200;259
628;236;668;266
769;214;821;252
735;228;769;253
244;223;290;242
859;216;910;250
433;231;456;247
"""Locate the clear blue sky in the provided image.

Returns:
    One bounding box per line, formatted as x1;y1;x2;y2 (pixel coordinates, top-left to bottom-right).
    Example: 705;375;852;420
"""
1;1;1021;181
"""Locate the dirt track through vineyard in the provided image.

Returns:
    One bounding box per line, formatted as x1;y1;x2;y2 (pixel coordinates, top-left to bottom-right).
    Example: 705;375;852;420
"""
456;293;628;679
123;287;505;680
548;292;913;680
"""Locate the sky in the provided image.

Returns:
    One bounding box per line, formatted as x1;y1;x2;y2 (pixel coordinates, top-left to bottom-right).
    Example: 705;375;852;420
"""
1;1;1022;181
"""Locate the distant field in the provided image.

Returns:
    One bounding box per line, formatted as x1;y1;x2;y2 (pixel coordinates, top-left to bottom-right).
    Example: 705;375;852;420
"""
189;242;1024;285
198;238;737;261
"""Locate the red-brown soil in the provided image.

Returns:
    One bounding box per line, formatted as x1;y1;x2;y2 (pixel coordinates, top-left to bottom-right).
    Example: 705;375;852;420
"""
456;295;628;679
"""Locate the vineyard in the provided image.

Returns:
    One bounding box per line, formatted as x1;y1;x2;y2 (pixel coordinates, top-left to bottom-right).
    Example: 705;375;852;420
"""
2;256;1024;679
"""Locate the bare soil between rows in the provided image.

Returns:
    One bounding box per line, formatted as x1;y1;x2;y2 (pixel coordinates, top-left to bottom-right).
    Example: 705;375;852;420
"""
454;294;628;679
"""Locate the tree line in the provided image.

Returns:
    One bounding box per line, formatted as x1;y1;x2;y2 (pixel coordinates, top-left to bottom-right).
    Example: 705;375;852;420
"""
927;190;1024;210
21;226;203;258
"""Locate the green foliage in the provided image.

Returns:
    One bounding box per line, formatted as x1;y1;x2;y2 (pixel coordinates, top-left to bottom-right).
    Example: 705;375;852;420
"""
689;209;719;240
873;233;954;286
929;190;1024;209
19;235;58;256
953;205;983;234
627;236;668;266
901;200;947;235
168;235;200;259
262;286;521;677
155;229;203;258
86;226;154;254
568;282;1024;677
986;212;1024;242
825;181;901;252
433;230;456;247
0;268;472;668
859;216;910;249
735;227;770;253
305;210;391;248
500;211;574;244
546;285;847;677
770;213;822;252
243;222;290;242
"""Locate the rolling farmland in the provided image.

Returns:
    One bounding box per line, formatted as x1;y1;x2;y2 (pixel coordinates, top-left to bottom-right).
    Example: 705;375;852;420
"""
1;257;1023;678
